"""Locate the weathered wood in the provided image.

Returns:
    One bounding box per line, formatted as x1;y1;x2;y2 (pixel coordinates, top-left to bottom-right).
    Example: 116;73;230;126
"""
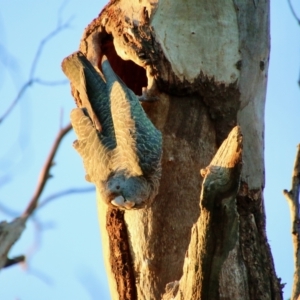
284;144;300;300
161;126;244;299
75;1;283;299
0;218;26;269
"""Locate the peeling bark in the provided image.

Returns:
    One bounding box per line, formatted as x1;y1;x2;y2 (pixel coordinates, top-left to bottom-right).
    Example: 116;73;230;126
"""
106;209;137;300
70;0;283;299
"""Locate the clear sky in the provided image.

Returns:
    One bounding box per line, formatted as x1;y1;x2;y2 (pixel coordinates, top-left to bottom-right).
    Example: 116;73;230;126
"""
0;1;299;300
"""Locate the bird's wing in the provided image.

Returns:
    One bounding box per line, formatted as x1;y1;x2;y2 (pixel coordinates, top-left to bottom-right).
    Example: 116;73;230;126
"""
62;51;116;150
70;108;111;184
101;56;162;177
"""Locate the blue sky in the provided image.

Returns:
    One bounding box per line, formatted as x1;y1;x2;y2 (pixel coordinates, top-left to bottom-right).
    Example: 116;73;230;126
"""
0;1;299;299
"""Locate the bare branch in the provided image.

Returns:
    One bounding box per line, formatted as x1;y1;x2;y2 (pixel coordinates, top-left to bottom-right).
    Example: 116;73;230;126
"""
29;17;73;79
4;255;25;268
22;123;72;219
33;78;68;86
0;0;77;273
26;267;54;286
0;218;26;269
0;123;72;270
0;202;21;217
283;144;300;300
57;0;70;27
0;186;93;218
287;0;300;25
38;186;94;210
0;80;33;123
0;17;72;124
0;78;68;123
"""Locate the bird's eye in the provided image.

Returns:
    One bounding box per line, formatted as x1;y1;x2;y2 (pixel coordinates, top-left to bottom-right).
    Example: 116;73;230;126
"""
116;185;120;190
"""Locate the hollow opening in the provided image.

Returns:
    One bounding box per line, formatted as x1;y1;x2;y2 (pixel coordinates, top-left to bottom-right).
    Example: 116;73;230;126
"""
100;34;147;95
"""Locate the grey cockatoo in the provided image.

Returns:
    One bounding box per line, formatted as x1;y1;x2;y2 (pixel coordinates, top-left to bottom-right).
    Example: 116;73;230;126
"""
61;51;162;209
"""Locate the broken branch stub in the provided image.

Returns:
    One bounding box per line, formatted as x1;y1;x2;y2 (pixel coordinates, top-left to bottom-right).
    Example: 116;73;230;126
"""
0;218;26;270
163;126;244;300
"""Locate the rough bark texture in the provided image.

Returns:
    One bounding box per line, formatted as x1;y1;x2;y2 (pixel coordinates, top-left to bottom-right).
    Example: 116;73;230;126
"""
73;0;282;299
284;145;300;300
0;218;26;269
162;126;243;300
106;209;137;300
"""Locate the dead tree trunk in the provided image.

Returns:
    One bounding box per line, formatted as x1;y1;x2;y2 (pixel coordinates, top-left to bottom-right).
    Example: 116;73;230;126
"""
74;0;282;299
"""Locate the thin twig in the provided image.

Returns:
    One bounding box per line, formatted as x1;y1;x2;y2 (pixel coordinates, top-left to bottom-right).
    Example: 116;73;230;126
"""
287;0;300;89
38;187;95;210
22;123;72;219
29;18;73;79
0;79;68;124
33;78;68;86
0;186;93;218
24;217;46;271
0;18;72;124
57;0;70;28
0;80;34;123
283;144;300;300
287;0;300;25
0;202;21;218
0;2;75;271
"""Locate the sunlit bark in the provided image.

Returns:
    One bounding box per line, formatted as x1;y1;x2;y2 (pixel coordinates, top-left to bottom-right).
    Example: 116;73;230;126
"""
78;1;282;299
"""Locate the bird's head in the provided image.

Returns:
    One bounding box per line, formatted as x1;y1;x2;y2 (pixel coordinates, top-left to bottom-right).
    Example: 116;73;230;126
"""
104;172;153;209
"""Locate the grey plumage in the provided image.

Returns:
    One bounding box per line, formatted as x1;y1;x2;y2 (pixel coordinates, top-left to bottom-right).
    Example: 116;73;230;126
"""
61;51;162;209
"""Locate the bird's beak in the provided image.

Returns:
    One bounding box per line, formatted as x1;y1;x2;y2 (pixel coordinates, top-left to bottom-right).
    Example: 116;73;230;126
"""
123;200;135;209
111;195;135;209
